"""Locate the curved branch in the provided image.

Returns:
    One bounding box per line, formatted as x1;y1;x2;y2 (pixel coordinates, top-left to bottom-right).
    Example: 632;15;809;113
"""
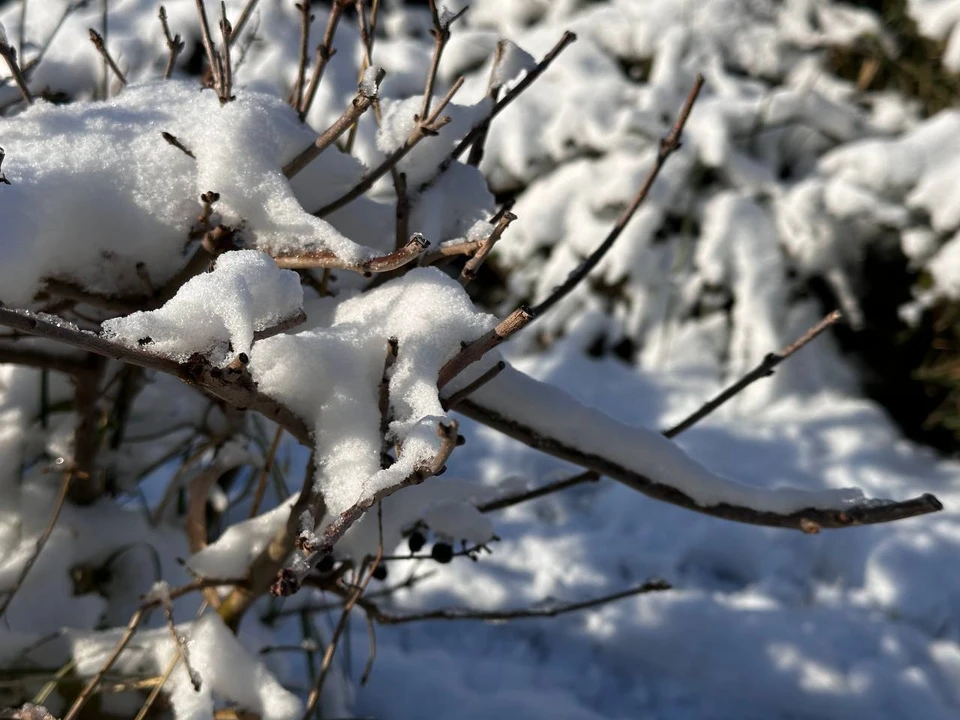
271;233;428;274
455;366;943;532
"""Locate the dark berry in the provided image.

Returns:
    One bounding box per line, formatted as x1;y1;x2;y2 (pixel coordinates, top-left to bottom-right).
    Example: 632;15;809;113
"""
408;530;426;553
372;565;388;581
431;542;453;564
316;555;334;573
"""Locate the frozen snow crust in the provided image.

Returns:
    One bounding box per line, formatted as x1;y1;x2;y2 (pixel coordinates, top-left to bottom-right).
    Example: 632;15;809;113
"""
0;0;958;719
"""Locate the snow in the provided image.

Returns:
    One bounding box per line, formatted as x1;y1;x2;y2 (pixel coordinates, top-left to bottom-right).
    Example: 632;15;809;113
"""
103;250;303;363
1;0;960;719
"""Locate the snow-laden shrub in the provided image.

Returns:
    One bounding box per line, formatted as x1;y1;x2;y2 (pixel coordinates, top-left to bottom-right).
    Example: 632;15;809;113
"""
0;2;954;719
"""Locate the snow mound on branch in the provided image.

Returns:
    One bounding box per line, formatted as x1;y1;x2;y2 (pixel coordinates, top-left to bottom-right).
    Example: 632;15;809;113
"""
102;250;303;363
250;268;496;517
0;80;373;307
70;614;302;720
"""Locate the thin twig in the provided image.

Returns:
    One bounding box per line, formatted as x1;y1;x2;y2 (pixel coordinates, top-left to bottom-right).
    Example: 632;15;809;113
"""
360;578;671;624
194;0;221;91
292;0;312;111
99;0;108;98
218;2;233;102
419;1;466;121
88;28;126;87
420;31;577;193
0;34;32;104
0;472;73;619
301;507;384;718
250;426;283;518
466;40;508;167
271;232;428;274
437;74;704;388
663;310;844;438
442;360;505;410
458;211;515;286
299;0;351;122
158;6;185;79
157;587;201;691
314;76;465;217
283;68;384;179
161;131;195;159
228;0;260;47
477;470;601;513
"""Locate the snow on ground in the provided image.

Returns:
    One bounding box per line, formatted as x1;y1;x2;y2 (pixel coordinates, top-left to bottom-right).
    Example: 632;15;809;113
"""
1;0;959;718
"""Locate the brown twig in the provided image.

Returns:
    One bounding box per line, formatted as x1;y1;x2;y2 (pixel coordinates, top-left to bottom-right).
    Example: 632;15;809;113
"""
249;426;283;518
273;421;458;596
420;31;577;193
437;75;704;388
61;576;246;720
314;76;465;217
442;360;505;410
458;211;515;286
228;0;260;47
282;68;385;179
292;0;312;110
20;1;84;82
477;470;601;513
194;0;221;91
0;307;312;446
0;33;32;105
421;238;484;265
420;1;467;121
271;232;428;274
454;396;943;532
88;28;126;89
158;6;185;79
0;472;74;619
466;40;508;167
68;356;107;505
663;310;844;438
157;587;201;691
299;0;351;122
161;131;195;159
218;2;233;102
300;509;384;719
359;578;671;624
393;170;409;250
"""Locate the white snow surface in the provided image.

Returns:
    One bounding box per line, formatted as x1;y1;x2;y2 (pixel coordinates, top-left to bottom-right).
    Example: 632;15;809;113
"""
1;1;960;719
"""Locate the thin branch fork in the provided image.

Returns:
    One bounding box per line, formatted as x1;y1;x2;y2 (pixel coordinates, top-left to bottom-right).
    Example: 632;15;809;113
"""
437;74;705;389
271;232;428;274
419;30;577;194
292;0;313;111
88;28;126;87
299;0;352;122
420;0;467;121
459;211;516;286
158;6;185;79
0;33;33;105
313;75;466;218
282;67;385;179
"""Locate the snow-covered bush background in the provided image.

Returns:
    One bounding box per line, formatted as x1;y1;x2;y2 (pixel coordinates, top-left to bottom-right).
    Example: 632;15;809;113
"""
0;1;959;718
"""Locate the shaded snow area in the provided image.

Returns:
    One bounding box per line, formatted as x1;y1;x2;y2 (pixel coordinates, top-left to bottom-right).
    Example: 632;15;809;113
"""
1;0;960;719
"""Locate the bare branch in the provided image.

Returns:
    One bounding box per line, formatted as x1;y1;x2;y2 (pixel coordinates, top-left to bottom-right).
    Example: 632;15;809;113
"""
466;40;508;167
228;0;260;47
0;307;312;446
161;131;196;159
68;356;107;505
194;0;221;91
421;238;484;265
314;76;465;217
530;74;704;318
158;6;185;79
458;211;515;286
271;232;428;274
299;0;351;122
442;360;505;410
420;1;466;121
361;578;671;624
477;470;600;513
292;1;313;111
0;472;73;619
88;28;126;88
420;31;577;193
437;307;531;388
249;426;283;518
0;33;32;105
282;68;385;179
272;421;458;596
663;310;843;438
454;395;943;532
218;2;233;102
